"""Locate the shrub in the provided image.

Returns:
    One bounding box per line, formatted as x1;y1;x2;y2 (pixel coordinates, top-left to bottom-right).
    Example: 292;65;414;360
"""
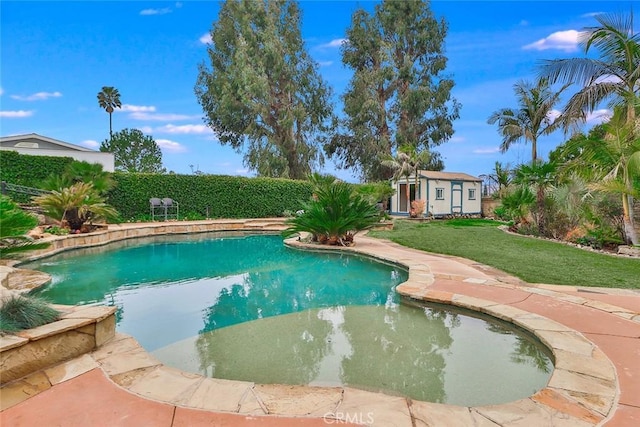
34;182;118;231
0;295;60;333
282;179;382;246
0;196;50;258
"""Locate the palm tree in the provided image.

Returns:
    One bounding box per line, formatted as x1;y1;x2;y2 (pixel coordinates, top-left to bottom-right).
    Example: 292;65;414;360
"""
559;108;640;244
514;160;558;234
97;86;122;139
489;161;513;198
488;78;571;163
540;11;639;133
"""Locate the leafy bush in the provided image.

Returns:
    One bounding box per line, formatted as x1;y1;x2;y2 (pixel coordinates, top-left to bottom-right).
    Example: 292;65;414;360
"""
0;196;50;258
0;295;60;333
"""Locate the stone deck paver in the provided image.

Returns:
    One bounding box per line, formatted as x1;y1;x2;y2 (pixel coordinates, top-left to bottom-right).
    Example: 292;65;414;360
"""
1;220;639;426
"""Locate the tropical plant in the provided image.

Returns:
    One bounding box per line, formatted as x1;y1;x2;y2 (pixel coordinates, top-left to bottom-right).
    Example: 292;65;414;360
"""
499;186;536;227
97;86;122;139
326;0;459;181
33;182;118;232
514;160;558;234
0;196;50;258
355;181;395;211
540;11;639;134
41;160;115;195
487;78;571;163
282;179;381;246
557;106;640;244
0;295;60;333
100;128;165;173
195;0;333;179
488;161;513;199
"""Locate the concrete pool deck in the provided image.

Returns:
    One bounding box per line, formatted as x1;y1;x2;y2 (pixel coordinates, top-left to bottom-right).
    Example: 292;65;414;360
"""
1;219;639;426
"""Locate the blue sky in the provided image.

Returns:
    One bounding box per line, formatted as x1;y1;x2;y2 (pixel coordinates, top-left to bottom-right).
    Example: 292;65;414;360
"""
1;1;637;182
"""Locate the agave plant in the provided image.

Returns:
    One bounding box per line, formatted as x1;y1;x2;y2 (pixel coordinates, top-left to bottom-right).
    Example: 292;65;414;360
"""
33;182;118;232
283;179;382;246
0;196;50;258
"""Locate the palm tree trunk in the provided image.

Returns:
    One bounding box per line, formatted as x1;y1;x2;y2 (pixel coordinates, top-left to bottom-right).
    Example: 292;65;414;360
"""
622;194;638;245
109;112;113;139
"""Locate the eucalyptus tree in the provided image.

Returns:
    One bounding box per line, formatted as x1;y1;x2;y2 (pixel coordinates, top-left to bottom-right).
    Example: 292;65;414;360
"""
195;0;333;179
326;0;460;182
540;11;640;134
97;86;122;139
487;78;571;163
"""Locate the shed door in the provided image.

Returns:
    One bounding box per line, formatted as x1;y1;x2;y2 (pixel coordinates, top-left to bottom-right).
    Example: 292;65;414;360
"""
451;182;462;214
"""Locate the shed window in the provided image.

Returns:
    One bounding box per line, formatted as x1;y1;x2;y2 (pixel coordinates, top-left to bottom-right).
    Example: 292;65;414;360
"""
468;188;476;200
435;188;444;200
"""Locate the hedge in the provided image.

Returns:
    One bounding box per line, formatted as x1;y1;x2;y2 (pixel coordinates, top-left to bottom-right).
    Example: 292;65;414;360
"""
109;173;314;220
1;152;318;219
0;151;74;188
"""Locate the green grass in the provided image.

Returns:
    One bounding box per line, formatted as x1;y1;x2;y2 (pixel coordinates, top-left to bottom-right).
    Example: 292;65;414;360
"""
370;219;640;289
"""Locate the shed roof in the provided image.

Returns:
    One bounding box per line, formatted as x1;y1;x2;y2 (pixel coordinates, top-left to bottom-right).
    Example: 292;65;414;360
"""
417;170;481;182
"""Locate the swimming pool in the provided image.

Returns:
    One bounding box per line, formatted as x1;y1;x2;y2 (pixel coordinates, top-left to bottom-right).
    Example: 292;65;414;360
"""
26;232;553;406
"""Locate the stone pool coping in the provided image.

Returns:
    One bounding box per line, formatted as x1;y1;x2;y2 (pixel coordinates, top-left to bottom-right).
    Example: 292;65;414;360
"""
2;219;638;426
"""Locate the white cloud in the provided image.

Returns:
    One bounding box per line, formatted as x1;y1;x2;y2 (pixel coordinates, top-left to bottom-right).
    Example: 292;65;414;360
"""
139;126;154;134
523;30;580;52
119;104;156;113
472;147;500;154
519;20;529;26
235;168;250;175
156;138;187;153
156;124;211;134
317;61;333;67
449;136;465;144
318;38;347;49
546;109;562;122
199;33;212;45
586;109;612;124
175;2;183;9
79;139;100;149
11;91;62;101
581;12;604;18
129;112;197;121
0;110;34;118
0;87;4;96
140;7;172;16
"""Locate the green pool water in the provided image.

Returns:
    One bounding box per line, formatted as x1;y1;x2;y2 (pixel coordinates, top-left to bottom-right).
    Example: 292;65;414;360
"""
26;232;553;406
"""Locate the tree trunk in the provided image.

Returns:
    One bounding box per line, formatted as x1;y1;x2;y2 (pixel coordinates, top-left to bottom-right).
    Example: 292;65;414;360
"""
622;194;639;245
537;185;545;235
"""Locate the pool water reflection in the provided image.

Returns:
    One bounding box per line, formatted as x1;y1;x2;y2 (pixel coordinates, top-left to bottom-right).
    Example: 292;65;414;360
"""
26;233;553;406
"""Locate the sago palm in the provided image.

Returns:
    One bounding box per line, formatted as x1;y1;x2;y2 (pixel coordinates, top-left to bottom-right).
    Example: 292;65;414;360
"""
34;182;118;231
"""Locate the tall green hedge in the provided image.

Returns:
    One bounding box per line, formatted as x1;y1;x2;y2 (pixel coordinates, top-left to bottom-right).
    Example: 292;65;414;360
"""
109;173;313;219
0;152;315;219
0;151;74;187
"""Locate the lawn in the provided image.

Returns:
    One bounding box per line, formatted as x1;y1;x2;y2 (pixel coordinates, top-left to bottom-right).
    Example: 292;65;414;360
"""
369;218;640;289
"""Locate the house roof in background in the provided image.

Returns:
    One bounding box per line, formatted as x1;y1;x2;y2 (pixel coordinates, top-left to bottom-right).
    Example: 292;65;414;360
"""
0;133;95;152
